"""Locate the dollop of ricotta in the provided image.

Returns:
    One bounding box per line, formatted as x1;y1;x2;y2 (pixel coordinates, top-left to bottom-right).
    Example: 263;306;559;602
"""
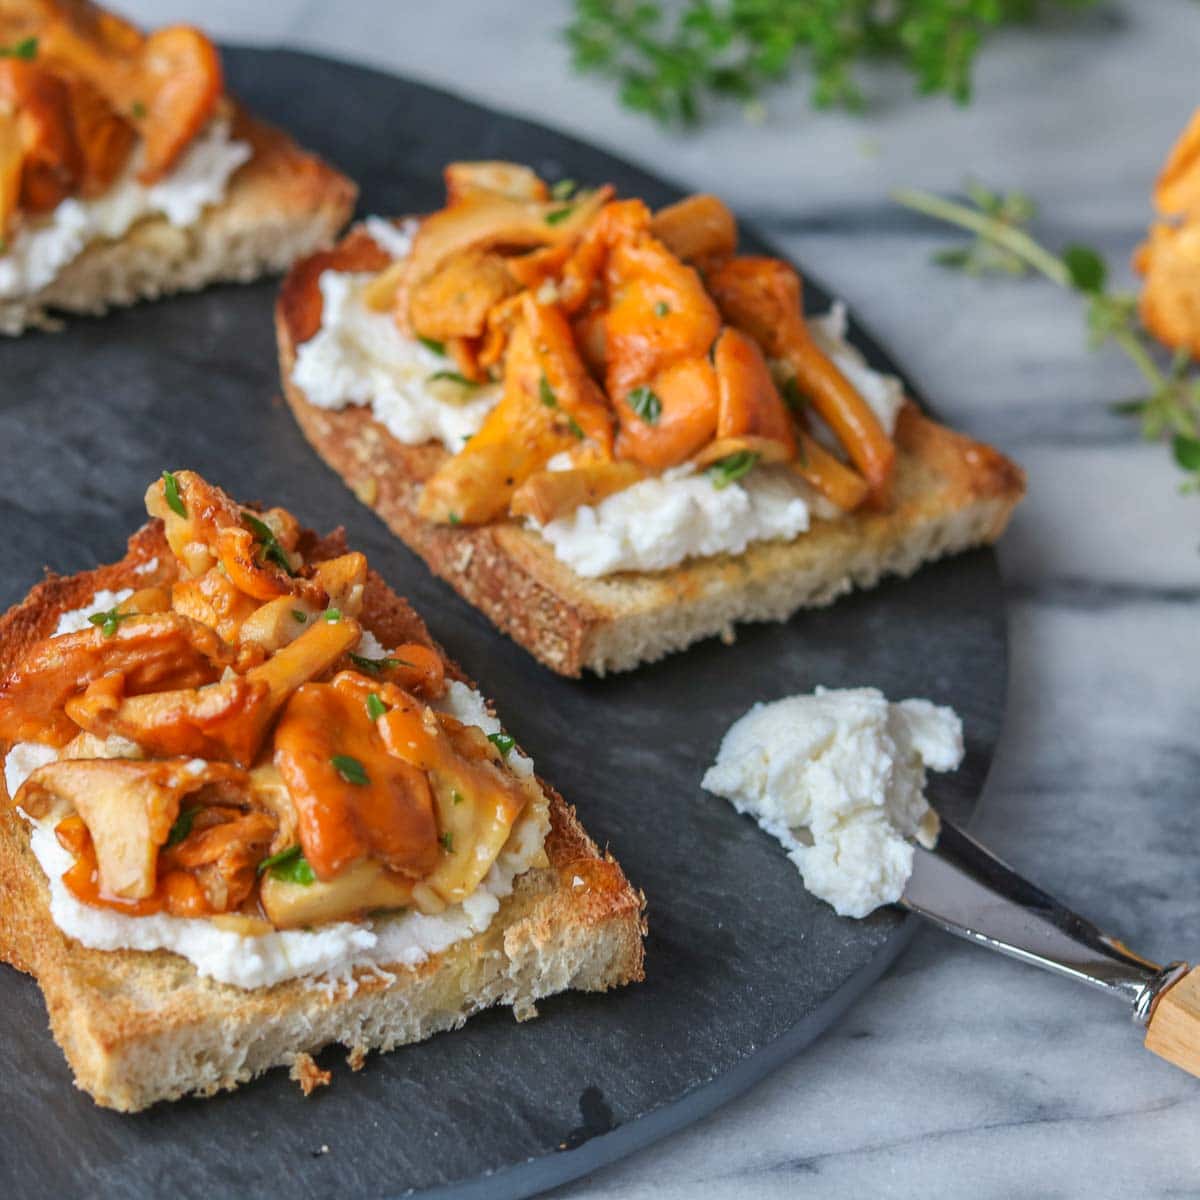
702;687;962;918
51;588;133;636
0;120;252;301
3;611;548;990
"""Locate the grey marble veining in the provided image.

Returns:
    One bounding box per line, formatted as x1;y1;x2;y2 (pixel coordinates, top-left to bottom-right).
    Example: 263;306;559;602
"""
113;2;1200;1194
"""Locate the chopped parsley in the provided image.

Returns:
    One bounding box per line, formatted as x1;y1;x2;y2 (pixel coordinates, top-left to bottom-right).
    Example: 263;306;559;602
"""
0;37;37;60
550;178;577;201
487;731;515;758
439;831;455;853
566;415;585;440
427;370;479;388
707;450;760;490
162;470;187;518
627;386;662;424
87;607;133;638
331;754;369;785
452;789;465;805
242;512;296;576
418;336;446;356
366;692;387;721
292;609;307;623
653;300;670;317
545;205;574;226
539;374;558;408
323;608;342;623
164;806;200;849
348;651;410;674
130;99;147;119
258;844;315;885
448;512;462;526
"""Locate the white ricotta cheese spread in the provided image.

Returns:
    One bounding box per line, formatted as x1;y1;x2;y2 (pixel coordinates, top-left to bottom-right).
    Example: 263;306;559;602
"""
292;225;905;576
0;120;252;301
3;607;547;990
702;687;962;918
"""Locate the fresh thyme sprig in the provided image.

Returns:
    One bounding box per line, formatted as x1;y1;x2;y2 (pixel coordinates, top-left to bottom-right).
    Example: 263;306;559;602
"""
893;182;1200;493
566;0;1101;127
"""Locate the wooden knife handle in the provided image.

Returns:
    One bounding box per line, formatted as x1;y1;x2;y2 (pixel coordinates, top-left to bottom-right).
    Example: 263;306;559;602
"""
1145;965;1200;1076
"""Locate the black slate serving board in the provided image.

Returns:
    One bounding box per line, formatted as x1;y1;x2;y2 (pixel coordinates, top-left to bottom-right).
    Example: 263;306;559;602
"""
0;48;1009;1200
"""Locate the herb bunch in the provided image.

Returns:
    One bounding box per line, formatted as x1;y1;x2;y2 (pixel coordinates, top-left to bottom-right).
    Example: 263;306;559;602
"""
566;0;1099;126
893;183;1200;491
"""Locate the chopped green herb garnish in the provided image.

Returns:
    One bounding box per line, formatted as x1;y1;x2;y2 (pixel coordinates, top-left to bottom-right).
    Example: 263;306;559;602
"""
162;470;187;518
87;607;133;638
292;609;307;623
487;732;515;758
780;376;807;415
366;692;388;721
653;300;670;317
545;206;574;226
707;450;760;489
418;336;446;356
551;178;577;201
165;806;200;849
448;512;462;526
331;754;369;785
130;99;147;119
439;831;455;853
324;608;342;623
242;511;296;576
428;370;479;388
539;374;558;408
0;36;37;60
348;651;411;674
258;844;315;885
566;415;585;440
627;386;662;424
452;789;465;805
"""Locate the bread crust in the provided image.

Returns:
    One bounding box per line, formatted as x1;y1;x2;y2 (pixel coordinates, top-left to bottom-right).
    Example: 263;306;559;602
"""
1;105;357;334
276;224;1026;676
0;523;645;1111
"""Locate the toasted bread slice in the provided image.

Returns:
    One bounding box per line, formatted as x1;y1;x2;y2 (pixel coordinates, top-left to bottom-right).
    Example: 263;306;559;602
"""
276;225;1025;677
0;521;645;1112
1;105;356;335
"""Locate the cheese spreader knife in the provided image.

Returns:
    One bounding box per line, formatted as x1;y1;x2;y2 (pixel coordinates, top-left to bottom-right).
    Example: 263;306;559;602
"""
901;816;1200;1076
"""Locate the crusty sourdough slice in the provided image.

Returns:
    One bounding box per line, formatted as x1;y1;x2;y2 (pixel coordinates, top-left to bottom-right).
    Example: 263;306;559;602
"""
0;521;645;1112
1;106;357;335
275;225;1026;677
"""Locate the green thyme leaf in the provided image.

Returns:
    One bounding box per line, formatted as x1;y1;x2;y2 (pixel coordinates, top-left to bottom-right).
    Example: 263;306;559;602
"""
418;336;446;356
258;844;315;885
545;206;574;226
654;300;670;317
348;651;411;674
292;609;307;623
707;450;760;490
627;385;662;424
165;807;200;849
331;754;369;785
566;415;585;439
88;607;133;638
780;376;807;415
448;511;462;526
0;36;37;60
1062;243;1107;294
452;789;464;805
487;732;515;758
324;608;342;623
162;470;187;518
539;374;558;408
366;692;387;721
130;99;147;119
242;511;297;576
551;178;577;201
439;831;455;853
428;370;480;388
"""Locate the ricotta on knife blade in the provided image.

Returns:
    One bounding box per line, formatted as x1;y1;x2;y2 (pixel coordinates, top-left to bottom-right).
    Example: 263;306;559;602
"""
702;687;963;917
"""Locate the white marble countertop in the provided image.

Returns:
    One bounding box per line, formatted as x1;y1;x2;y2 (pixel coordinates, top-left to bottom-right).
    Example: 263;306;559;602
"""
125;2;1200;1194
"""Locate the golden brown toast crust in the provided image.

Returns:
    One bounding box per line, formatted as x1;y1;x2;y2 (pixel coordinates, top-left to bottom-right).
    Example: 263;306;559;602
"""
275;224;1026;676
0;522;645;1110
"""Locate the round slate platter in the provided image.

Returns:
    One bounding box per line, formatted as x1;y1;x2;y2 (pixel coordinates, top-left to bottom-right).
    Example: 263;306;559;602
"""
0;47;1009;1200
